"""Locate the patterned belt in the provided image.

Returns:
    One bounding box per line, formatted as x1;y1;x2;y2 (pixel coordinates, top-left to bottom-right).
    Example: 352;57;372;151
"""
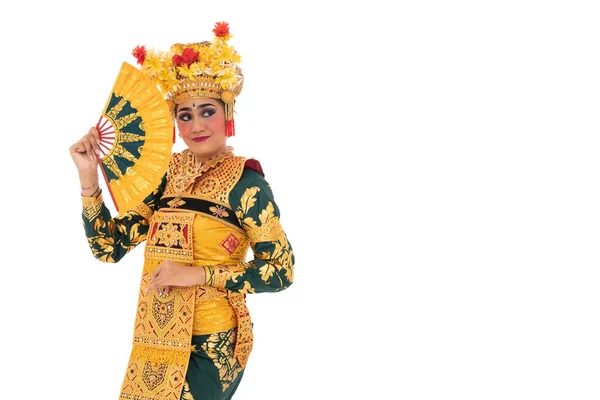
227;293;253;368
196;287;253;368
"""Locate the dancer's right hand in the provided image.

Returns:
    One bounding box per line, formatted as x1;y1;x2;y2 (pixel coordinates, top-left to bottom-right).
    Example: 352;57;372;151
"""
70;127;101;174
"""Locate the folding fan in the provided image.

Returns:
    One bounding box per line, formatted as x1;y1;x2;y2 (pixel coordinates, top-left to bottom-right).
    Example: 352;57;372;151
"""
95;62;174;214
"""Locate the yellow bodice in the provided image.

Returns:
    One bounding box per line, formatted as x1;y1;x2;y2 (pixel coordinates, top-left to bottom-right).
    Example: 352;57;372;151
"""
145;148;250;335
189;211;250;334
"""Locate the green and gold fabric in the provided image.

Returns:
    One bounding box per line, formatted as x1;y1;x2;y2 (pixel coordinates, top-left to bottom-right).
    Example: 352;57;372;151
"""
82;149;294;399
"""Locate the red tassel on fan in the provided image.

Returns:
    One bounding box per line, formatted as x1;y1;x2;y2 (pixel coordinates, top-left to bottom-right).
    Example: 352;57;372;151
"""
173;126;176;143
226;119;235;137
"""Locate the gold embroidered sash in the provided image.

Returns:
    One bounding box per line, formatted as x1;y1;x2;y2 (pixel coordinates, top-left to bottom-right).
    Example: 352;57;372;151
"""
119;210;254;399
120;212;196;400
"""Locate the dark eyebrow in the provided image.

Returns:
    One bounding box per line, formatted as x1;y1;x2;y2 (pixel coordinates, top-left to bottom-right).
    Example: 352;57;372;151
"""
177;104;217;113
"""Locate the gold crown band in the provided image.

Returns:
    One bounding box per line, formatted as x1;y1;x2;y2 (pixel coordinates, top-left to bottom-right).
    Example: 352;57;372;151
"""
172;85;222;105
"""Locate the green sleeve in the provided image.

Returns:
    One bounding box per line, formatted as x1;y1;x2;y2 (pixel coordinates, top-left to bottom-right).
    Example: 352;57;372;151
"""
82;174;167;263
204;169;295;294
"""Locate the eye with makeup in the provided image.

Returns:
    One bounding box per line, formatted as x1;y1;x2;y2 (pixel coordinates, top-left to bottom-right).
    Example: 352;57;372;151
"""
177;112;192;122
199;107;217;118
176;107;216;122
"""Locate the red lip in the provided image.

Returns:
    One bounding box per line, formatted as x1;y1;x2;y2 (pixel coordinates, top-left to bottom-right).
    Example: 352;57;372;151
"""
191;136;210;142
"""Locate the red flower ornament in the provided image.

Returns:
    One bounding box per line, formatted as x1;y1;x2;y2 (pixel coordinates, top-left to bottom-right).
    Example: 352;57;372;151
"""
132;45;146;65
213;21;230;37
172;47;199;67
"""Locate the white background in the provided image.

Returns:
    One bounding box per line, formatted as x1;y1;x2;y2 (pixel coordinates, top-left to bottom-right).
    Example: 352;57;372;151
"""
1;1;600;399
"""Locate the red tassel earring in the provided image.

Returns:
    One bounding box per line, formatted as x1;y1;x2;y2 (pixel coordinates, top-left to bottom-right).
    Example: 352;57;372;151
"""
224;100;236;137
226;119;235;137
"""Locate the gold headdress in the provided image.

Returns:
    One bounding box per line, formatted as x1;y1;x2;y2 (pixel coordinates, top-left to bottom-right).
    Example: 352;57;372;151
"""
131;21;243;136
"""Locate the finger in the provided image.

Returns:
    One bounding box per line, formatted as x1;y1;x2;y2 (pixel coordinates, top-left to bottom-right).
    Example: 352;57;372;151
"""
146;280;166;294
145;282;160;293
70;141;84;154
147;272;166;290
90;127;100;142
81;139;94;161
88;133;102;156
152;263;165;281
164;286;171;295
88;127;102;155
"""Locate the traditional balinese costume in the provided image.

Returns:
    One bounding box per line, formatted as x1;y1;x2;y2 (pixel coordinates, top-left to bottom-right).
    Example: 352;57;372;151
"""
81;22;294;400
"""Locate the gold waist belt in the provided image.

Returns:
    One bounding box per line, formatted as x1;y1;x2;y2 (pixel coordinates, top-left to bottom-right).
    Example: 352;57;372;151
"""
196;287;253;368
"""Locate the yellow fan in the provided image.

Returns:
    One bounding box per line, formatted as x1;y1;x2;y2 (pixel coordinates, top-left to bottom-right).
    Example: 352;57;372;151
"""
95;62;174;214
